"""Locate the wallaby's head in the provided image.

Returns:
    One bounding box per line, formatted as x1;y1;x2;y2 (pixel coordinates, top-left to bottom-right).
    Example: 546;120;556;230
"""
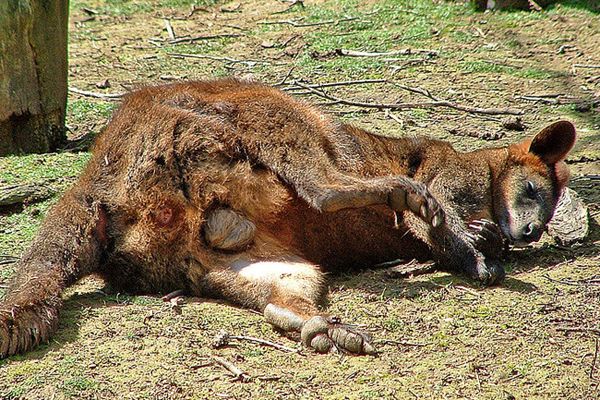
493;121;576;246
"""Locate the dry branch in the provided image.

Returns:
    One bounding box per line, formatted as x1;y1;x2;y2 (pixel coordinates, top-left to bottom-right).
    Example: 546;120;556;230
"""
0;255;18;266
0;183;55;206
167;33;242;44
212;356;251;382
336;48;439;57
291;81;524;116
168;52;270;66
163;19;175;40
212;330;300;353
556;326;600;335
258;16;358;27
282;78;386;91
69;87;125;100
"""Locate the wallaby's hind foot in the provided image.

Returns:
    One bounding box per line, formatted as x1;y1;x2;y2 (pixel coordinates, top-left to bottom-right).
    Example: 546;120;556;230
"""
263;304;376;355
301;315;376;355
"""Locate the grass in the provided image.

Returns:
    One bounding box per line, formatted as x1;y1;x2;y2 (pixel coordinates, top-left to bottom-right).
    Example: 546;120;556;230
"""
0;0;599;399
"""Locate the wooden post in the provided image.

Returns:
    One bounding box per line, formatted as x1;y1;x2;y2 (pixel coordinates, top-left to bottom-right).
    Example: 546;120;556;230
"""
0;0;69;155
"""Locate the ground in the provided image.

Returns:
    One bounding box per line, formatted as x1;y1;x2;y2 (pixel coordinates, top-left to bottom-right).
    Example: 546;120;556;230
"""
0;0;599;399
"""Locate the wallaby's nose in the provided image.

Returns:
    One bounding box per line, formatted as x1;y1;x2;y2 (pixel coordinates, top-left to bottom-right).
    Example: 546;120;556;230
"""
522;222;542;242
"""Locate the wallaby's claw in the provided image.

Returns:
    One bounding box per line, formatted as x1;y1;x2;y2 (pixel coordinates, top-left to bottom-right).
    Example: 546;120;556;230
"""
399;184;445;228
474;257;506;286
0;305;57;359
467;219;508;260
301;315;376;355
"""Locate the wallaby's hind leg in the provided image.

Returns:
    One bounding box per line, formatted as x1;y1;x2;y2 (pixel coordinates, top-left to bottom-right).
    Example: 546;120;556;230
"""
0;190;107;358
195;258;375;355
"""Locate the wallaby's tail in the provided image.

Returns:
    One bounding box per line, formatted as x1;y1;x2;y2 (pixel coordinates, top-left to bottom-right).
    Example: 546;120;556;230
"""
0;188;107;358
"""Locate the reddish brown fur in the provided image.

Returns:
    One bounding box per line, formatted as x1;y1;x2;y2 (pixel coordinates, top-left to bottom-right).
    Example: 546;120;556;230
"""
0;78;576;357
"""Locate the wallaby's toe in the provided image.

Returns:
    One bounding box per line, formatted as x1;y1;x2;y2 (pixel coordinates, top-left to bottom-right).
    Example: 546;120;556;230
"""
467;219;508;260
301;315;376;355
475;257;506;286
0;305;58;359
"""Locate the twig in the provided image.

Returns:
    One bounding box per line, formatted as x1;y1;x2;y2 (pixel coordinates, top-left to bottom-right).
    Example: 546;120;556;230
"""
382;259;437;279
258;16;358;27
447;127;505;141
291;81;523;116
69;87;124;100
212;330;300;353
273;66;296;86
212;356;251;382
0;255;18;266
162;289;186;301
543;274;600;287
591;338;599;379
573;64;600;69
336;48;439;57
516;95;559;104
0;183;56;206
282;78;386;91
167;33;242;44
556;326;600;335
163;19;176;40
167;52;269;66
376;339;429;347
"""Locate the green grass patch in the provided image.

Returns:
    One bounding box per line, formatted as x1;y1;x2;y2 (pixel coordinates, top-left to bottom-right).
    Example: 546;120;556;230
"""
67;99;116;127
71;0;222;16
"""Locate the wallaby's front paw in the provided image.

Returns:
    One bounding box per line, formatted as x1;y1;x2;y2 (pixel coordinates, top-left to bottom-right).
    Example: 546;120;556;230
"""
300;315;376;355
473;257;506;286
466;219;508;260
389;181;445;228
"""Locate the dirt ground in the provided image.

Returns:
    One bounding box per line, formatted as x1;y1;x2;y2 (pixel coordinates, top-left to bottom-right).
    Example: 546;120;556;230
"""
0;0;599;399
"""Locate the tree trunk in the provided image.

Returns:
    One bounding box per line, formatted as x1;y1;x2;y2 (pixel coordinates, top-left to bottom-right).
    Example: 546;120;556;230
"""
0;0;69;155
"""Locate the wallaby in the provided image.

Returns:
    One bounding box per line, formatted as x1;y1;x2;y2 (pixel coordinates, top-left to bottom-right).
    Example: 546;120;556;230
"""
0;78;575;357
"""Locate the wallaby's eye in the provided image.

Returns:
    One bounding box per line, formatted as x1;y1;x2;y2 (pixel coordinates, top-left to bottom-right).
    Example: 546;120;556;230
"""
526;181;536;199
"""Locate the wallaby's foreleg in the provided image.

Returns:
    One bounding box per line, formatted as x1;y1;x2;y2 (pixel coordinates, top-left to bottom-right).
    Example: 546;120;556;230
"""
314;175;445;228
0;189;107;358
405;207;505;285
194;258;375;354
237;138;444;227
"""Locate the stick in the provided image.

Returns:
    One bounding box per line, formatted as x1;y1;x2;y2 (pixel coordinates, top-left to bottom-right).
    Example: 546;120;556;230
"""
164;19;175;40
282;78;386;91
258;16;358;27
556;326;600;335
273;66;296;87
336;48;439;57
592;338;599;379
162;289;186;301
573;64;600;69
0;183;55;206
167;52;269;65
291;81;523;116
212;356;251;382
167;33;242;44
212;330;300;353
69;87;124;100
376;339;429;347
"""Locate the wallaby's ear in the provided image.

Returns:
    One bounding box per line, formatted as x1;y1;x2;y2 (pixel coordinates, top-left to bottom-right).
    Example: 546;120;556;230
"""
529;120;576;165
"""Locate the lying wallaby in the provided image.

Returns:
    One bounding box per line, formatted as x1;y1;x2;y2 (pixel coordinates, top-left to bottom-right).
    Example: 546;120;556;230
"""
0;78;575;357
